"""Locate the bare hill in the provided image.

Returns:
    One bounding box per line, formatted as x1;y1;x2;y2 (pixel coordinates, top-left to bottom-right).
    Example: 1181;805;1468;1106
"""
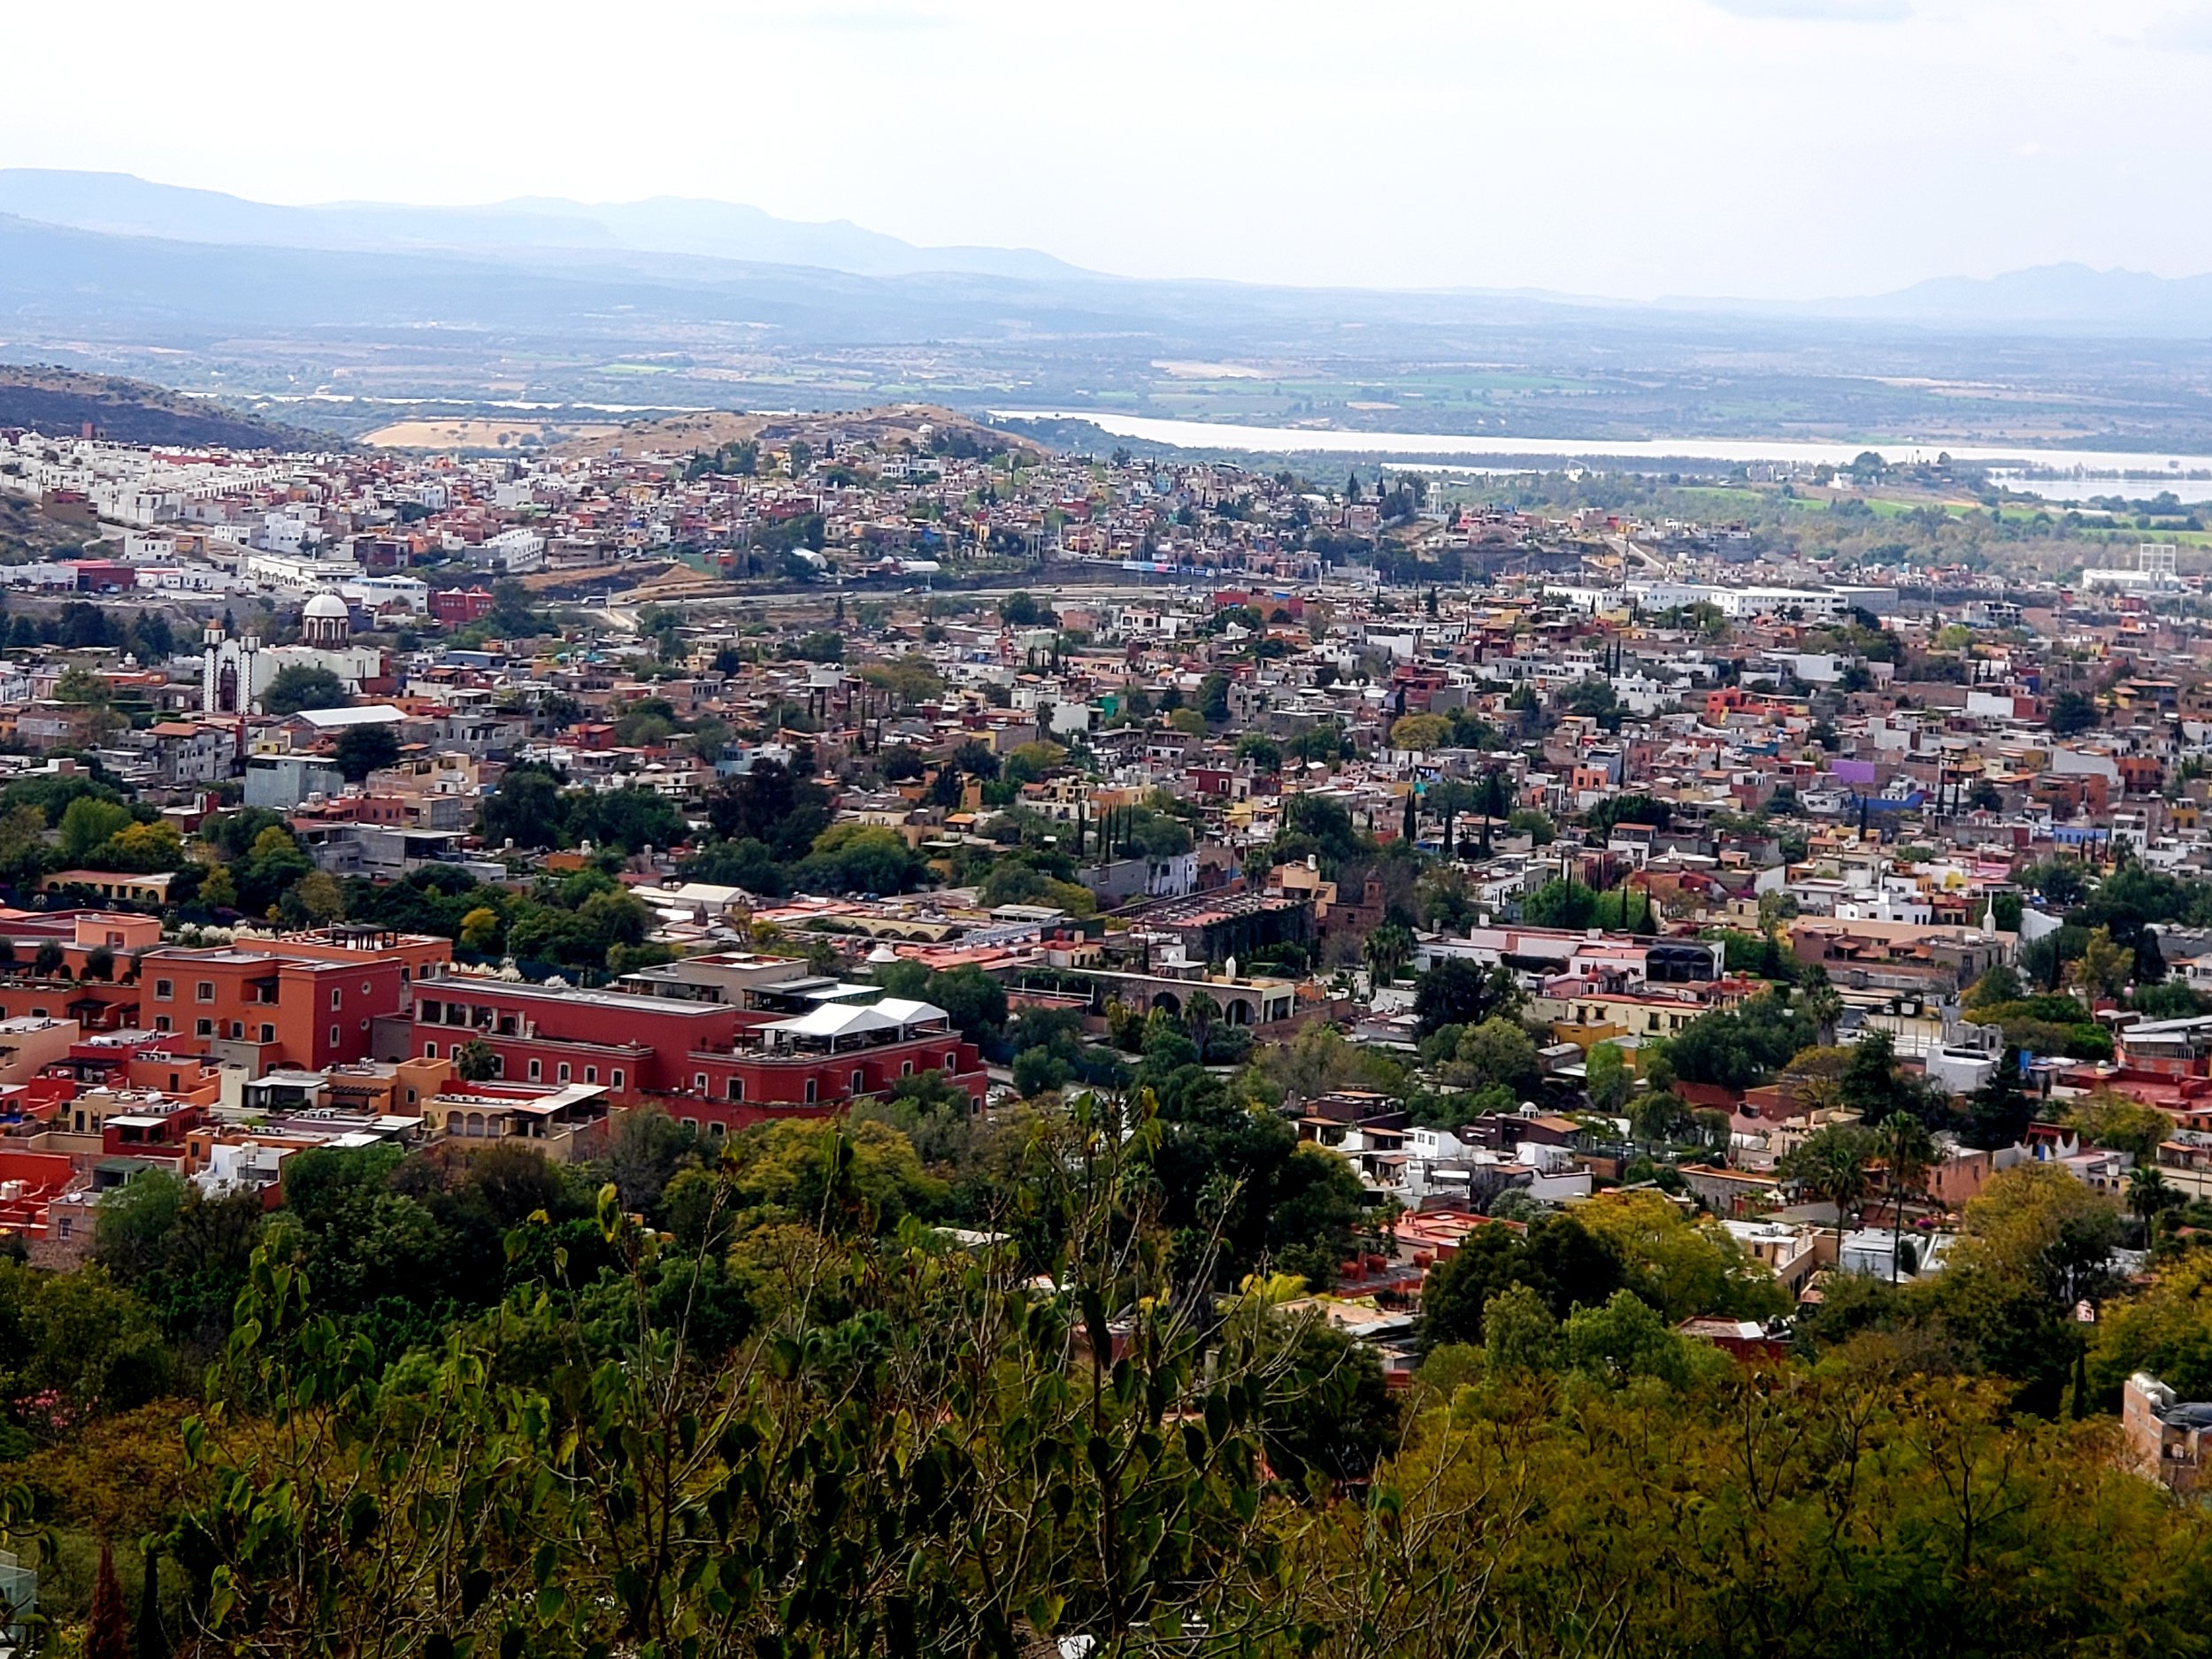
557;403;1045;464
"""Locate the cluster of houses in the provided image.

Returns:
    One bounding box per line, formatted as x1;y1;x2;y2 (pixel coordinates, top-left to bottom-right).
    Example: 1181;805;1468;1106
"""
9;415;2212;1483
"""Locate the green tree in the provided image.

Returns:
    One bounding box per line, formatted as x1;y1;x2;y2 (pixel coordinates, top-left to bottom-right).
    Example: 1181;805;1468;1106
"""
261;664;350;715
331;721;402;783
2066;925;2132;1002
1585;1041;1632;1115
2047;689;2100;736
477;767;566;851
59;795;134;864
1964;1046;2035;1148
1873;1110;1937;1283
1412;957;1522;1038
1418;1214;1625;1352
1779;1122;1873;1252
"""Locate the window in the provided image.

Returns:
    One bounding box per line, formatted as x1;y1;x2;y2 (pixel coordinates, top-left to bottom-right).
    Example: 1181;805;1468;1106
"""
529;1059;541;1081
425;1041;439;1058
585;1066;597;1084
422;1000;441;1022
196;1019;213;1037
329;1025;340;1047
708;1122;726;1138
850;1069;864;1095
557;1064;571;1083
362;980;373;995
196;981;215;1002
805;1079;818;1104
153;1016;171;1033
945;1051;957;1071
611;1069;623;1090
902;1060;914;1078
261;1024;275;1044
694;1072;707;1093
154;979;173;1000
727;1077;742;1102
681;1118;698;1131
331;989;342;1010
228;1021;242;1040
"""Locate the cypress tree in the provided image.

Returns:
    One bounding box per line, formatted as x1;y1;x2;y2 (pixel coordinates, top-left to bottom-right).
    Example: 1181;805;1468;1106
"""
135;1549;167;1659
88;1544;128;1659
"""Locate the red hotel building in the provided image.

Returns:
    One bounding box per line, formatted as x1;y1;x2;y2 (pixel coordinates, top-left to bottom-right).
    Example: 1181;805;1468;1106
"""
411;978;987;1122
135;925;450;1074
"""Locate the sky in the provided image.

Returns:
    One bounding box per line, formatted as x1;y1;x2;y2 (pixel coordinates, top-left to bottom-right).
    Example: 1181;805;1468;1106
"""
8;0;2212;298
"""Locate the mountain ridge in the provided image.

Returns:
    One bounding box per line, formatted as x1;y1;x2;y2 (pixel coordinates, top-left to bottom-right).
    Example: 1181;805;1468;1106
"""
0;169;1089;282
10;172;2212;333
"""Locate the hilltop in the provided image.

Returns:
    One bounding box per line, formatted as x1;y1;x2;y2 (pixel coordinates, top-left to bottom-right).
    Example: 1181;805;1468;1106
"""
555;403;1047;465
0;364;329;450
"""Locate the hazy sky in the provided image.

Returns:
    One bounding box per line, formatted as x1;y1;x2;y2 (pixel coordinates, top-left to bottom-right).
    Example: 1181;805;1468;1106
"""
8;0;2212;297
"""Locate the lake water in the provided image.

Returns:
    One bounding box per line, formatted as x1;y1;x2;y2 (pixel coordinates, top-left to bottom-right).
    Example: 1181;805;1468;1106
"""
991;409;2212;499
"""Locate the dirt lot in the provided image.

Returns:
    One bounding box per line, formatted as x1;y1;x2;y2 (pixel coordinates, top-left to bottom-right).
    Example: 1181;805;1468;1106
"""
556;403;1043;463
362;419;622;452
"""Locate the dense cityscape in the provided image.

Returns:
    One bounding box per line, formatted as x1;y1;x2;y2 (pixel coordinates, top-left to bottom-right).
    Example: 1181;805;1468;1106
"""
0;399;2200;1650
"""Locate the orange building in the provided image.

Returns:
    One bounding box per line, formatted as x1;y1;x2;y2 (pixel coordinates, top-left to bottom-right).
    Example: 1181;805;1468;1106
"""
140;945;409;1071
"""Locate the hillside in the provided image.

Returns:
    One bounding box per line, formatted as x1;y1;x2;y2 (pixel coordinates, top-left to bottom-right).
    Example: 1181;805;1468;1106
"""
0;364;329;449
556;403;1047;464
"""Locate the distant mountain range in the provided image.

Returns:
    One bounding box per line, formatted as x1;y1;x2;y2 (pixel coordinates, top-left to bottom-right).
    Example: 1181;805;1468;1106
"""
1;170;2209;347
0;170;1088;282
5;171;2212;334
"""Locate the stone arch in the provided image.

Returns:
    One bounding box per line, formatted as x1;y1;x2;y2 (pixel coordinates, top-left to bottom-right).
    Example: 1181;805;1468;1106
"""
1149;990;1182;1017
1224;998;1255;1026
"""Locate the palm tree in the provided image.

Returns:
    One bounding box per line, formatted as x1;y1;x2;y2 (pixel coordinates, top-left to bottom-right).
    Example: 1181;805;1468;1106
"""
1185;990;1221;1060
2128;1165;2175;1235
1363;923;1414;986
1876;1110;1936;1282
1797;979;1845;1048
1780;1123;1873;1260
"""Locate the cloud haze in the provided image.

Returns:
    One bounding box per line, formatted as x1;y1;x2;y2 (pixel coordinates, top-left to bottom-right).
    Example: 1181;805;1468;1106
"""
0;0;2202;300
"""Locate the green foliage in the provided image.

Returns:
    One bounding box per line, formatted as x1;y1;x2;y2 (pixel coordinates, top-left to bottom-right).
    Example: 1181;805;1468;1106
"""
1412;957;1523;1038
58;796;134;865
478;772;687;856
260;664;350;716
1664;990;1816;1091
1418;1214;1626;1352
793;823;926;895
1270;790;1366;874
875;960;1006;1052
330;721;401;783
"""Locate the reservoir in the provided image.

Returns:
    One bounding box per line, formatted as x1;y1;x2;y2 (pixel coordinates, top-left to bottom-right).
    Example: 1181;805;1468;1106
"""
991;410;2212;497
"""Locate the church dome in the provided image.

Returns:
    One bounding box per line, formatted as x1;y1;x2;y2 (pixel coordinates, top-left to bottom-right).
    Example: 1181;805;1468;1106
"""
301;590;351;647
